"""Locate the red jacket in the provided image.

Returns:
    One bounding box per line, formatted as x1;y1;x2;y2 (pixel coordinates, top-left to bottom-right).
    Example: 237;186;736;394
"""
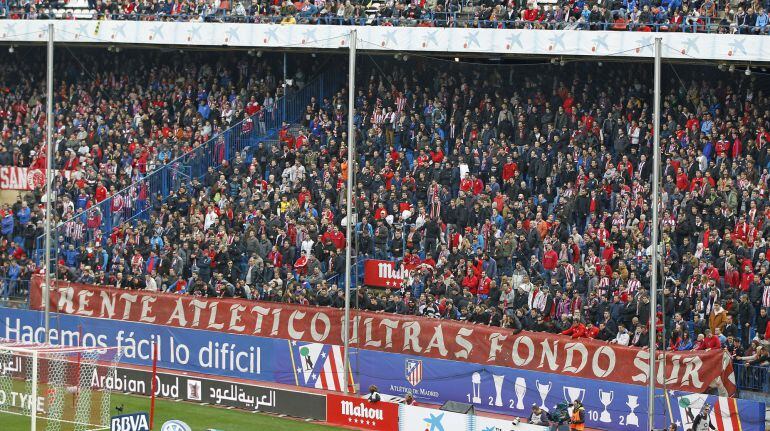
267;250;283;268
701;335;721;350
542;250;558;271
462;275;479;294
740;272;755;292
676;172;689;191
561;323;586;339
502;162;517;181
522;8;540;21
94;185;108;203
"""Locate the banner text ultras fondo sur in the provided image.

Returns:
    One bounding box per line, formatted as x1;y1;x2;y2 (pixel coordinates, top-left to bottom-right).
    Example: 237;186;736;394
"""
28;277;735;394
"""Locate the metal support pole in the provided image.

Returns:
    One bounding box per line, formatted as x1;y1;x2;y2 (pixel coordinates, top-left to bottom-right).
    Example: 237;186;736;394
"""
31;350;38;431
282;52;287;122
44;23;54;344
648;36;662;431
342;29;356;394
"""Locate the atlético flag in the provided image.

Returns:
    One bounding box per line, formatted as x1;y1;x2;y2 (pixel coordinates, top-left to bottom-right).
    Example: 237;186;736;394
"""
290;341;354;392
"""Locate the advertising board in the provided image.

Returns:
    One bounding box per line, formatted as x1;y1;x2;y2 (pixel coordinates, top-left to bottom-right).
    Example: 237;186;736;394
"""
1;307;273;382
356;349;765;431
363;259;408;288
400;405;469;431
326;393;399;431
110;413;150;431
92;366;326;419
473;415;549;431
0;307;761;431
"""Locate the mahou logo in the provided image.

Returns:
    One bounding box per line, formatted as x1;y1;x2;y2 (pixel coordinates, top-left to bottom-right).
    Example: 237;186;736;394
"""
341;400;384;422
364;260;408;288
327;394;399;431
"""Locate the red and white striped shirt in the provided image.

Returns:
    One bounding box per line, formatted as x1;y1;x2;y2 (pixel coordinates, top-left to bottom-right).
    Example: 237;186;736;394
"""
626;278;640;297
64;221;84;241
111;194;125;212
372;112;386;126
762;285;770;308
597;276;610;298
564;264;576;283
395;96;406;113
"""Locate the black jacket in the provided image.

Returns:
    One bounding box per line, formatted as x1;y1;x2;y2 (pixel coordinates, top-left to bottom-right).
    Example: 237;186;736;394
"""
692;413;716;430
737;301;755;327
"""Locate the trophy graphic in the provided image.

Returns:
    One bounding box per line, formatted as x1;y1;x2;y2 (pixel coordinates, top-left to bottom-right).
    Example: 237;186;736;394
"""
492;375;505;407
625;395;639;427
563;386;586;404
598;389;614;423
471;372;482;404
514;377;526;410
535;380;552;412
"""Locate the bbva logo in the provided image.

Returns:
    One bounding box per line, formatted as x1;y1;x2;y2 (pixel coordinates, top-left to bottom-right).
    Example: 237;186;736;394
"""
110;412;150;431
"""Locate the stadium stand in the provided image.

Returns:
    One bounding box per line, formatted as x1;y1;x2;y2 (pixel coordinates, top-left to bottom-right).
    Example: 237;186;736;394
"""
1;0;769;33
0;47;768;390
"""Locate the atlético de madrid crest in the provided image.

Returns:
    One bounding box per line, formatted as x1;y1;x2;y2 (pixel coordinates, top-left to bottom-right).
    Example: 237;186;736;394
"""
405;359;422;386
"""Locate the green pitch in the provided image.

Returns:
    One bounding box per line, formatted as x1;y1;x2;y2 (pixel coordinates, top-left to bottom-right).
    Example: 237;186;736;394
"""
0;391;345;431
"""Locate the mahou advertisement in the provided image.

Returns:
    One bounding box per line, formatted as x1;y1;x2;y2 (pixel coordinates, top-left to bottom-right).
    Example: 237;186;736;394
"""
29;276;736;395
326;394;399;431
363;259;408;288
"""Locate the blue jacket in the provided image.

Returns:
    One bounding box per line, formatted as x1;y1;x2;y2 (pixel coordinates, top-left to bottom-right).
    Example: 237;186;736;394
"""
16;207;30;225
198;103;211;120
757;13;769;27
1;215;13;236
96;250;109;271
7;263;20;280
64;249;80;267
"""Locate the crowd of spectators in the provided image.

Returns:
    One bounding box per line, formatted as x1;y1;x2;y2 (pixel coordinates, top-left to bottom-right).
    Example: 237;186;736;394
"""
3;0;770;34
1;48;770;376
0;48;323;300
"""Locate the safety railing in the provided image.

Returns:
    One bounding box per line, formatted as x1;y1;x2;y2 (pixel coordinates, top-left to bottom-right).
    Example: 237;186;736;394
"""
0;277;30;302
3;8;765;34
36;65;345;268
733;362;770;392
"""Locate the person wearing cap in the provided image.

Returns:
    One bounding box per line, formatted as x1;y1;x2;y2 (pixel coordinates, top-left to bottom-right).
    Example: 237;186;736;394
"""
528;403;549;426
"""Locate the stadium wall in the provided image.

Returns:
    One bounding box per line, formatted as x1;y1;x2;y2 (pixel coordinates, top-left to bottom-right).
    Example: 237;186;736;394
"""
1;306;764;430
0;21;766;62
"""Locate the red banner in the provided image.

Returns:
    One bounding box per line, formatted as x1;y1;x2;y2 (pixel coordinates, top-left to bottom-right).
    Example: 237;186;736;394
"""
30;276;736;395
363;259;407;288
0;167;74;191
326;393;399;431
0;166;44;190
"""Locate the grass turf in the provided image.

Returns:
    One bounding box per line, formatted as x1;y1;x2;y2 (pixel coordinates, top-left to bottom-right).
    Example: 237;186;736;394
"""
0;391;346;431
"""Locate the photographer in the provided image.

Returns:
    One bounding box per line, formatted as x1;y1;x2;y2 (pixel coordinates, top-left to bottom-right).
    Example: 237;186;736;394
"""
367;385;381;403
528;404;550;426
692;404;716;431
